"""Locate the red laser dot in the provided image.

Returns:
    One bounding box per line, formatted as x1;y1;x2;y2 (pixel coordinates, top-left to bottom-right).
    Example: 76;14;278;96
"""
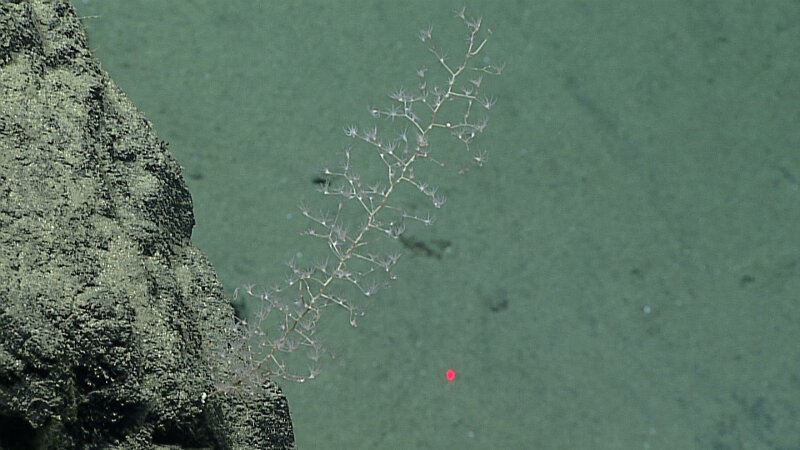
445;368;456;382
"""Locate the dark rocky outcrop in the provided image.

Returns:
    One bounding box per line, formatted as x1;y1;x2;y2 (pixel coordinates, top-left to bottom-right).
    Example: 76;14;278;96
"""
0;1;294;448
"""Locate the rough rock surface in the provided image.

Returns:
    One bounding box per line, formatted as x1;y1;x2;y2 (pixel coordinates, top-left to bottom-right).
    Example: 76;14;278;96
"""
0;1;294;448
